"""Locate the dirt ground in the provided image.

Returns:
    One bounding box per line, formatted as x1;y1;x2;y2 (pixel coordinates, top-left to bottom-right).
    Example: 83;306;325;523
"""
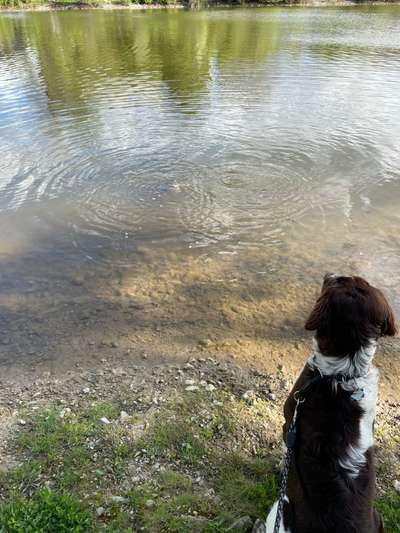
0;248;399;528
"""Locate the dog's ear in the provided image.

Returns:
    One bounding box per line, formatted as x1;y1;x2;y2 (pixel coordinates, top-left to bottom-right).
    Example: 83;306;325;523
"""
377;290;397;337
305;295;328;331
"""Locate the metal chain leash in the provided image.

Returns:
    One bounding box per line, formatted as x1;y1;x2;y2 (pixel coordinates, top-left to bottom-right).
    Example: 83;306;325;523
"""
273;395;304;533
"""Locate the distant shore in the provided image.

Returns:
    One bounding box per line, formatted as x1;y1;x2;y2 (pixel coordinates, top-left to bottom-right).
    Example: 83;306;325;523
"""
1;0;399;12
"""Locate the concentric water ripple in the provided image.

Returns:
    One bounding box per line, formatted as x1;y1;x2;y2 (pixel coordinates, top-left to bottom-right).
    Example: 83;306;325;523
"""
1;7;400;275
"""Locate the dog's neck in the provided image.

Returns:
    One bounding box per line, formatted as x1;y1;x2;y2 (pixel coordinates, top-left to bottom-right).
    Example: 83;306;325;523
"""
307;338;377;379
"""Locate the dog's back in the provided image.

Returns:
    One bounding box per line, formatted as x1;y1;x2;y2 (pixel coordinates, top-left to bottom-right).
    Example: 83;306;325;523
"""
283;365;383;533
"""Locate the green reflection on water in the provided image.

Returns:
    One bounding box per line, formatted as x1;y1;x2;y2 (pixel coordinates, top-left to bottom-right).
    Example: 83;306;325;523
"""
0;10;282;104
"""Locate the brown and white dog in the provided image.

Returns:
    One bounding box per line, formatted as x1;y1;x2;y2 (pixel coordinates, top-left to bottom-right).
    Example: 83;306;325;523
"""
265;274;397;533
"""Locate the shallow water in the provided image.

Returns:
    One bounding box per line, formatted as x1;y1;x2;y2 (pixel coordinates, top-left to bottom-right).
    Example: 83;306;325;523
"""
0;7;400;370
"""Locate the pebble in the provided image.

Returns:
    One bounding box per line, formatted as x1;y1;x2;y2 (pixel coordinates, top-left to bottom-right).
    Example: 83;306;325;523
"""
96;507;105;517
112;368;126;376
227;515;253;530
394;479;400;493
109;496;128;504
198;339;213;348
82;387;90;394
185;379;196;386
145;499;155;508
18;419;26;426
100;417;111;425
205;384;216;392
120;411;131;423
242;390;256;404
185;386;199;392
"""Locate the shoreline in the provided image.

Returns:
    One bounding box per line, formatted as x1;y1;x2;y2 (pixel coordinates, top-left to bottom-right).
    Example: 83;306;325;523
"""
1;1;400;12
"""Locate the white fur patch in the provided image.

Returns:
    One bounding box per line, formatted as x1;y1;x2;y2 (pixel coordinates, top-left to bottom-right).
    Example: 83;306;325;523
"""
265;497;291;533
307;339;377;379
307;340;379;478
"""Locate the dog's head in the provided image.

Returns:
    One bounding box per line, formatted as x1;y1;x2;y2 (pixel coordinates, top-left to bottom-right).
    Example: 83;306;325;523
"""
305;274;397;357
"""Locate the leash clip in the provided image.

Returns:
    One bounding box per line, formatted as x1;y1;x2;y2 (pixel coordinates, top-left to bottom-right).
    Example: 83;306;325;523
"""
293;390;306;405
286;391;306;449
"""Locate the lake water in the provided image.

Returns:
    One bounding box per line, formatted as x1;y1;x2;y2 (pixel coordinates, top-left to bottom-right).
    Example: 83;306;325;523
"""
0;7;400;372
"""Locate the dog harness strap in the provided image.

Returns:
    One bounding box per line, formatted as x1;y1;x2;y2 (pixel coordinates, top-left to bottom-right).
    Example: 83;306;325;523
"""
272;372;344;533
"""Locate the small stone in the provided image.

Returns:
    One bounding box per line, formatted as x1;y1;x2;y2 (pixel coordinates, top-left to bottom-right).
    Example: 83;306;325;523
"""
18;419;26;426
185;386;199;392
88;341;95;346
198;339;213;348
242;390;256;404
96;506;105;517
185;379;196;386
111;342;119;348
394;480;400;493
145;499;155;508
228;515;253;530
100;417;111;425
268;393;276;401
184;516;209;527
82;387;90;394
112;367;126;376
109;496;128;504
205;383;216;392
120;411;131;423
59;408;71;418
142;353;148;360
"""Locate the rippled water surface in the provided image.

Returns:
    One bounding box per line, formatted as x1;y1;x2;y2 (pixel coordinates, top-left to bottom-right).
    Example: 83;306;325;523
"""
0;7;400;369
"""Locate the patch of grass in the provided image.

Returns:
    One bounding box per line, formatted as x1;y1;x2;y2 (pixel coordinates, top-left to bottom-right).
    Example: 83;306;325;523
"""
215;454;278;520
17;410;90;459
159;469;192;492
140;418;208;465
86;402;120;424
0;488;94;532
376;491;400;533
103;505;133;532
12;404;131;493
138;391;239;467
141;492;218;533
3;392;397;533
4;460;43;497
